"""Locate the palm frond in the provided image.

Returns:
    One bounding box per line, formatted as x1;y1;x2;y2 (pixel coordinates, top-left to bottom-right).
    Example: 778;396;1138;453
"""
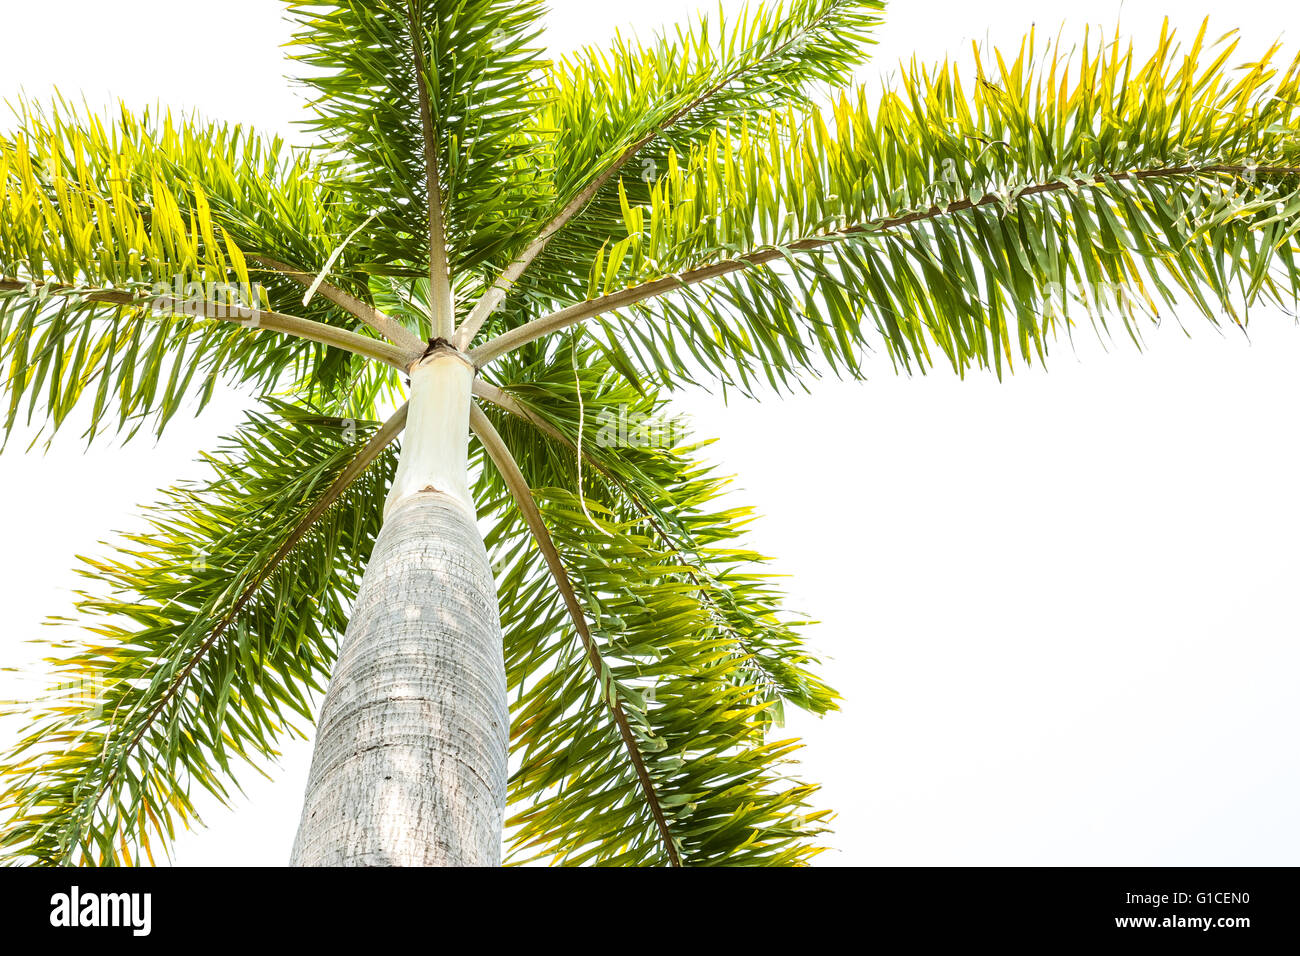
457;0;888;343
539;0;884;205
475;340;835;865
0;402;398;865
283;0;551;282
474;21;1300;392
482;339;834;712
0;98;405;444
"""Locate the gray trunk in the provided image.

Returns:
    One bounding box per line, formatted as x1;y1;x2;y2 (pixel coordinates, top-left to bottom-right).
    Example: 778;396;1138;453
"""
289;488;508;866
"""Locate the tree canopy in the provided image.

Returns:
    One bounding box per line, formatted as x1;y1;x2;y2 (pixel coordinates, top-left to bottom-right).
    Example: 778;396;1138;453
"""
1;2;1297;865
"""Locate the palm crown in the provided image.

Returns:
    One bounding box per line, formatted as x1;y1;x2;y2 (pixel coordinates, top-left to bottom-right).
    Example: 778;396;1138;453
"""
1;0;1298;866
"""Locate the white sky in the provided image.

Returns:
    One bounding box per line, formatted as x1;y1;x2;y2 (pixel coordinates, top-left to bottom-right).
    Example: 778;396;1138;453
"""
1;0;1298;866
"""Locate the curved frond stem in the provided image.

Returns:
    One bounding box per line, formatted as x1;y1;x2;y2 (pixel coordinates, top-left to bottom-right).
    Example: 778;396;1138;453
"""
472;380;790;701
247;253;427;353
469;403;682;866
408;1;454;340
469;162;1300;367
452;129;658;348
56;403;409;859
0;279;416;371
453;3;850;350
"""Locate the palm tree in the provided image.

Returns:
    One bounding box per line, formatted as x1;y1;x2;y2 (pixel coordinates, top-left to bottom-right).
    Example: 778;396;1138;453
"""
1;1;1297;867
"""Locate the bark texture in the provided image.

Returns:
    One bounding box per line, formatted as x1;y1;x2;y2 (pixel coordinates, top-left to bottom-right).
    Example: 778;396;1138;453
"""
290;490;508;866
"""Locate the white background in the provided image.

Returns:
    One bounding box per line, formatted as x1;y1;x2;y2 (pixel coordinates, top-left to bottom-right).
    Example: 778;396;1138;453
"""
1;0;1298;866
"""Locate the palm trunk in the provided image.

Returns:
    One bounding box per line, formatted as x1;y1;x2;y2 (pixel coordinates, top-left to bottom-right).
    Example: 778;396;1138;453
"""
290;351;508;866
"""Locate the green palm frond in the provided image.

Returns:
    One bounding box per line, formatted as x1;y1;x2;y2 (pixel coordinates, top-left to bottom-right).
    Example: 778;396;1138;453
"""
465;0;887;340
0;98;404;444
494;485;833;866
0;403;397;865
474;341;835;865
541;0;885;203
473;22;1300;391
482;340;834;713
284;0;550;280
